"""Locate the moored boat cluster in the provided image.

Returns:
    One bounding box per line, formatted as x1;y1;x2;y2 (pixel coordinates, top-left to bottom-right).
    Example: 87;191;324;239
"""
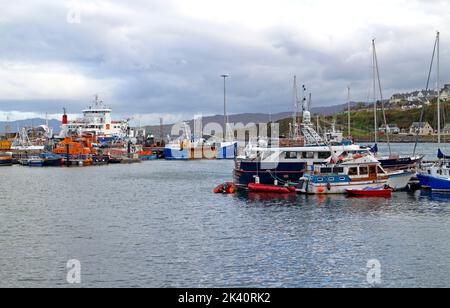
230;34;450;197
0;96;165;168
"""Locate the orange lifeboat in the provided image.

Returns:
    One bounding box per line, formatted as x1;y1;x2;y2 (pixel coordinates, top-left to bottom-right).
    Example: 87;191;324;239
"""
53;137;96;166
53;137;96;156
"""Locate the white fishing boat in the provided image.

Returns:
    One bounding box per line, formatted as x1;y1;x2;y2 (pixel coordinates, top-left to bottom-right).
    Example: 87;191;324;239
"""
11;128;45;151
28;156;44;167
418;156;450;192
298;154;413;195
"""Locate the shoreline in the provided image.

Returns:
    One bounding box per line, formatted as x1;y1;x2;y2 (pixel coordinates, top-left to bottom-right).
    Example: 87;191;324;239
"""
355;135;449;144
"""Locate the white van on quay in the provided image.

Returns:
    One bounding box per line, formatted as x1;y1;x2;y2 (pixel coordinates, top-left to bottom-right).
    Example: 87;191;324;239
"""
379;124;401;135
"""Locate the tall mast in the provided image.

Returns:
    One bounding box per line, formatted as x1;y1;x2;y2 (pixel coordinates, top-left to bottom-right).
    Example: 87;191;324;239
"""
373;39;392;155
302;85;307;112
309;93;312;111
293;76;298;131
413;32;439;156
372;39;378;144
437;31;441;144
347;86;351;137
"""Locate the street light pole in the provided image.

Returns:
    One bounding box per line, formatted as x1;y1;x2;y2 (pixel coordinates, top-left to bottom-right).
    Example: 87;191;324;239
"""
221;74;229;141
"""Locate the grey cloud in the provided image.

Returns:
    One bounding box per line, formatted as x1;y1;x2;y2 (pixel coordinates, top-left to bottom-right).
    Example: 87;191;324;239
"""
1;0;450;123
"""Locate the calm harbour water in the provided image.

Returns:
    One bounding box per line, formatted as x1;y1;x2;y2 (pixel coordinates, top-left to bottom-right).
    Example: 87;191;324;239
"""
1;143;450;288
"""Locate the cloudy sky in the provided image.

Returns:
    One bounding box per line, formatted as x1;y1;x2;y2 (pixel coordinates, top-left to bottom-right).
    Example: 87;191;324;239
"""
0;0;449;124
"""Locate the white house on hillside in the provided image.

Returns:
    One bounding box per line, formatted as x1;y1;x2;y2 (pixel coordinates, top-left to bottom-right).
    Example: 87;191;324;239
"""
443;124;450;134
409;122;434;136
440;84;450;101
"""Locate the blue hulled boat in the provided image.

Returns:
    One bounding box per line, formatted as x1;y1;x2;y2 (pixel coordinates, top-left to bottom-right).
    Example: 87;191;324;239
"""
165;138;237;160
28;157;44;167
418;149;450;192
41;152;62;167
216;141;238;160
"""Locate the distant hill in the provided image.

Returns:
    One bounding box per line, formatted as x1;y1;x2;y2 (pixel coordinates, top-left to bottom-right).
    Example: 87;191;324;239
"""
0;102;366;138
144;102;366;138
0;118;61;134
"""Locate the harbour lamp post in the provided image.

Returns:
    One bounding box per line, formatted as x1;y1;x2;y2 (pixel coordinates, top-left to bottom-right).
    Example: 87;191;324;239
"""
220;74;230;141
221;74;229;141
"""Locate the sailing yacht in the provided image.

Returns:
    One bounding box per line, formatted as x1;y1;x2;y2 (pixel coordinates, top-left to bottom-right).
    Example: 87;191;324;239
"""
369;39;424;169
417;32;450;192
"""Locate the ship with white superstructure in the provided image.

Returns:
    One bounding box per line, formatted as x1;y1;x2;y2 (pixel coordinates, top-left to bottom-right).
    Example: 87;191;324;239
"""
59;95;130;139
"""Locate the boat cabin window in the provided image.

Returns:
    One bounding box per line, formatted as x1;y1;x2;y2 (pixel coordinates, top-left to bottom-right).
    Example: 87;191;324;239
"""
377;166;384;174
302;152;315;159
349;167;358;176
320;167;344;174
318;152;331;159
321;167;333;174
359;166;368;175
285;152;298;159
369;165;377;175
333;167;344;174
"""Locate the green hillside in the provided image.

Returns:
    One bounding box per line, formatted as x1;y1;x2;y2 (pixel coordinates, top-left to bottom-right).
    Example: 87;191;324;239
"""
276;101;450;142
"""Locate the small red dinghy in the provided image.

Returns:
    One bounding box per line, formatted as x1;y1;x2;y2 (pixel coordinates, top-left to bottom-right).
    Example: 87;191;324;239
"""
346;188;393;198
248;183;293;194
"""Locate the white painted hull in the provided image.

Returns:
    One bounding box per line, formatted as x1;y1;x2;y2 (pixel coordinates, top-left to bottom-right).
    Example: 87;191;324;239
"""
386;171;415;190
11;146;45;151
300;181;387;195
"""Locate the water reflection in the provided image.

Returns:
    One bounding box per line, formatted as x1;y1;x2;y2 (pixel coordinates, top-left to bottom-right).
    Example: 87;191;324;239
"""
419;190;450;202
3;148;450;288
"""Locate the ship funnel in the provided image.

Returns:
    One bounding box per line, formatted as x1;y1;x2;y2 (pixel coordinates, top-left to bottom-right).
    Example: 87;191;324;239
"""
62;108;68;124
